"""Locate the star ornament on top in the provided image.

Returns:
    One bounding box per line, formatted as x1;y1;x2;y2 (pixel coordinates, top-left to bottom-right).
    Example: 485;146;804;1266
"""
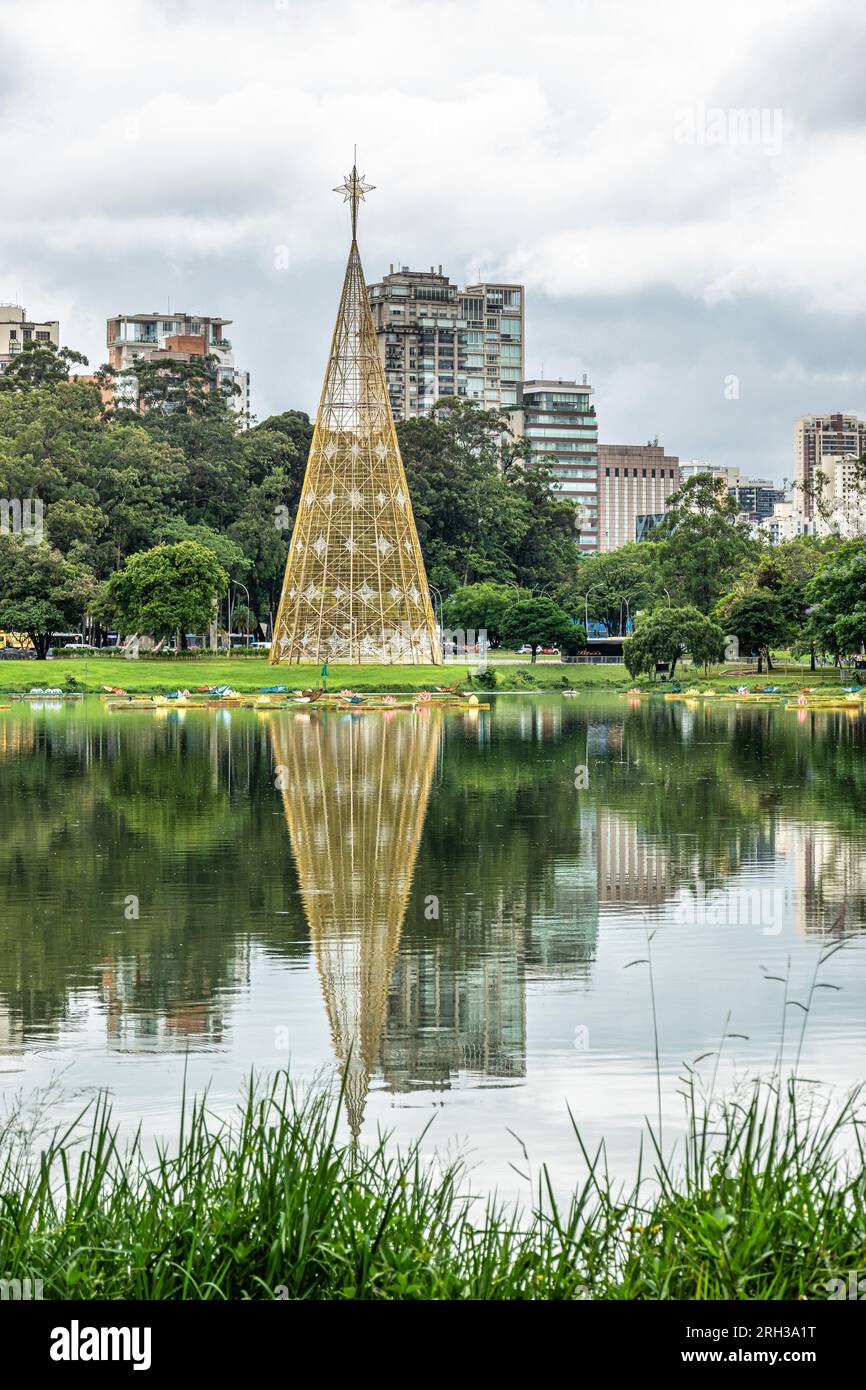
333;163;375;237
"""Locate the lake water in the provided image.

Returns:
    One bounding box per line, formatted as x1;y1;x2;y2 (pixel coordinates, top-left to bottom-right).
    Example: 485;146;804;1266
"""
1;694;864;1196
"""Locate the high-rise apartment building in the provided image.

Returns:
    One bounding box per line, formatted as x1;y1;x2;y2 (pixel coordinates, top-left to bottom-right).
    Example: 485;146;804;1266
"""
793;414;866;517
597;443;680;551
106;312;250;423
510;378;599;552
0;304;59;372
366;266;524;420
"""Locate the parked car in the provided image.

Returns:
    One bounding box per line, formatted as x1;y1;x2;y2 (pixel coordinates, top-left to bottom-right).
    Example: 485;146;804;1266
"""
0;645;36;660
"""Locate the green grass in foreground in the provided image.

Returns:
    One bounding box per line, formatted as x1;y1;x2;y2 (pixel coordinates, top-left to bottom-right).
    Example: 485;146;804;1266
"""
1;1069;863;1300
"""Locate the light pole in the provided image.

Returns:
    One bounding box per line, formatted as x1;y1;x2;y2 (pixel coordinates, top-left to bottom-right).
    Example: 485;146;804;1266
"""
231;580;251;646
662;585;672;608
428;583;444;652
583;583;602;637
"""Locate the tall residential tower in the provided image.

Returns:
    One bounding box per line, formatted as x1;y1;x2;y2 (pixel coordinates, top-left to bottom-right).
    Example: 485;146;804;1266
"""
511;378;599;552
793;414;866;517
366;266;524;420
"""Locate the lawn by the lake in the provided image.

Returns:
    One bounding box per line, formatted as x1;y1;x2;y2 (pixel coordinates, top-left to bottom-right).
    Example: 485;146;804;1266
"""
0;654;628;694
0;654;850;696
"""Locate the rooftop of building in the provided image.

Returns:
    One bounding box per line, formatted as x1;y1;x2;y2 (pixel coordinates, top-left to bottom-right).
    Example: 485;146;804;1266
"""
522;377;593;392
109;312;231;326
0;304;57;324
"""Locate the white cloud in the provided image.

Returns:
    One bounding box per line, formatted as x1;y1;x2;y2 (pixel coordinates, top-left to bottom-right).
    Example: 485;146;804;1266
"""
0;0;862;475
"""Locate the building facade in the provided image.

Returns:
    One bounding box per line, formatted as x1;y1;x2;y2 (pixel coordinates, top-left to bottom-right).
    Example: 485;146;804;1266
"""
510;378;598;552
754;500;811;544
366;266;524;420
793;414;866;517
105;312;250;423
809;454;866;538
597;443;680;551
0;305;59;372
731;479;785;522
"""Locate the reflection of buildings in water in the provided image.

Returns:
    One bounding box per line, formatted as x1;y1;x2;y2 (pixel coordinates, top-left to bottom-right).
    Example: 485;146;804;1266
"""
382;932;526;1094
508;701;563;742
596;810;675;910
98;947;251;1048
0;720;36;757
526;808;599;973
777;821;866;935
380;809;599;1094
586;720;623;758
0;1000;23;1050
271;710;442;1135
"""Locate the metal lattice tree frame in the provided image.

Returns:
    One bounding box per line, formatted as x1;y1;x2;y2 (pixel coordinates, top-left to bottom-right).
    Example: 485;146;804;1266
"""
270;164;441;665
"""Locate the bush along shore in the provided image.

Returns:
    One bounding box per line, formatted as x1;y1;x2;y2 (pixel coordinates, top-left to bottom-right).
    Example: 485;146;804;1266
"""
0;1068;863;1300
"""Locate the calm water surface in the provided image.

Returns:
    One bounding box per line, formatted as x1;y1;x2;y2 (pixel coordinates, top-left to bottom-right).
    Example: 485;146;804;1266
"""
1;694;864;1194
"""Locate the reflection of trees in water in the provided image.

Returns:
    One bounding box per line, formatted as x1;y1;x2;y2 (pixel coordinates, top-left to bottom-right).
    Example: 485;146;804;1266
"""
0;713;307;1042
0;698;863;1065
583;700;866;931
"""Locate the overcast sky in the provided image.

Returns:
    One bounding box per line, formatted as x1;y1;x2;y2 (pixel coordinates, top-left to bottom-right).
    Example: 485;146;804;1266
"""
1;0;864;484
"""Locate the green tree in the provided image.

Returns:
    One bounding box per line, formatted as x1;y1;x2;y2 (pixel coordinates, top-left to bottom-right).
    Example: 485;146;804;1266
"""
564;543;661;635
805;542;866;664
398;401;577;593
442;582;532;646
499;596;578;662
154;518;249;580
716;589;786;672
101;541;229;649
652;473;756;612
0;340;88;392
113;354;239;418
623;605;726;679
0;536;95;657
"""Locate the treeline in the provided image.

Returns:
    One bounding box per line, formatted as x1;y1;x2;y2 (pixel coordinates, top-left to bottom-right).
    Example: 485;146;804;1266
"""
444;472;866;670
0;341;863;665
0;344;576;651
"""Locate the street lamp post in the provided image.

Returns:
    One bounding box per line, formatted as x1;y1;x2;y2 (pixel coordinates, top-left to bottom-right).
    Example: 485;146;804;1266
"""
231;580;252;646
428;582;443;629
583;583;602;637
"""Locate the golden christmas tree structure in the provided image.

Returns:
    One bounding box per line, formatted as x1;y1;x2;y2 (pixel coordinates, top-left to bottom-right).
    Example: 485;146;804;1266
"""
270;162;441;665
270;710;443;1135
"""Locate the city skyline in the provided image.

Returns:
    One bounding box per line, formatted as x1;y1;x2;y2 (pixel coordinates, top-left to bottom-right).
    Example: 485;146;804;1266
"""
1;0;864;486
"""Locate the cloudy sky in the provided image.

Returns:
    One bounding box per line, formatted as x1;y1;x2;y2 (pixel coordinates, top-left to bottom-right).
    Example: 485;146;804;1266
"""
1;0;864;483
